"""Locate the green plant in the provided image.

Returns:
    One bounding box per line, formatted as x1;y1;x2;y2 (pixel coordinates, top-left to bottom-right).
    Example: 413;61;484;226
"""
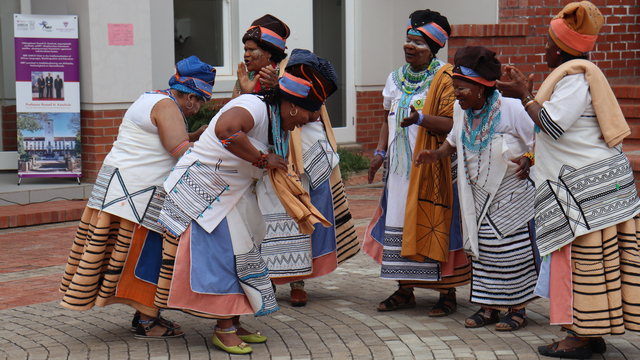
187;101;223;132
337;147;370;181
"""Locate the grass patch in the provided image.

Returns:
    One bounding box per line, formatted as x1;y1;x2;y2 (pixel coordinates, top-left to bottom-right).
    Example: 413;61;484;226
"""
337;147;370;181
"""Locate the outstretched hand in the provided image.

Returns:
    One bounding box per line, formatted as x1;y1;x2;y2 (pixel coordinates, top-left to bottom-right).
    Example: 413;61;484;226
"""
414;149;438;166
237;62;260;95
400;105;420;128
496;65;534;100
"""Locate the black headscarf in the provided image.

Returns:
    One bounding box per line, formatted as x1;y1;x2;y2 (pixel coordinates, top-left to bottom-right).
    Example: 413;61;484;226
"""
407;9;451;55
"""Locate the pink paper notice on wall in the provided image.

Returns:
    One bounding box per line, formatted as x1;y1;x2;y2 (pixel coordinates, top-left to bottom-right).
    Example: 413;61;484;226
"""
108;24;133;46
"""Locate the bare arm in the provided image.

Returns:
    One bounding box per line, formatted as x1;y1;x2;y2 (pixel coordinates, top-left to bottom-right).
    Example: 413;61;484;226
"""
367;110;390;183
400;105;452;134
214;107;287;171
152;99;192;159
414;140;456;166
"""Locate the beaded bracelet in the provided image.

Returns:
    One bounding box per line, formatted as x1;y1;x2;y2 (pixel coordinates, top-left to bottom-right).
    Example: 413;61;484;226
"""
170;140;190;156
374;149;387;159
220;130;243;148
253;151;269;168
523;152;535;166
521;94;535;107
415;113;425;126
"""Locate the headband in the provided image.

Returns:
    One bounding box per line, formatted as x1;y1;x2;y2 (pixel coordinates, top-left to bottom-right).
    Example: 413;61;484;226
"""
453;66;496;87
550;18;598;56
247;25;286;51
406;19;449;47
279;72;312;98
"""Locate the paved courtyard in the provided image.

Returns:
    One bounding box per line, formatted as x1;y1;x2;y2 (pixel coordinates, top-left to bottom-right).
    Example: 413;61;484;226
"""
1;178;639;359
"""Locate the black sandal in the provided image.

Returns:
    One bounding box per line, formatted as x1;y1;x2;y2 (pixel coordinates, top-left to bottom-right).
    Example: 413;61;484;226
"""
376;289;416;311
465;308;499;328
428;295;457;317
131;311;181;332
134;318;184;340
495;311;527;331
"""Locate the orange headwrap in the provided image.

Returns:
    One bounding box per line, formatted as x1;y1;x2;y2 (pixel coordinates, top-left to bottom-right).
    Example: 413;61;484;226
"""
549;1;604;56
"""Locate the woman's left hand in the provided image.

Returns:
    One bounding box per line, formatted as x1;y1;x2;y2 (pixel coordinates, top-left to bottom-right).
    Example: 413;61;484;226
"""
496;65;534;100
512;156;531;180
189;124;208;141
258;66;279;88
400;105;420;127
237;62;259;95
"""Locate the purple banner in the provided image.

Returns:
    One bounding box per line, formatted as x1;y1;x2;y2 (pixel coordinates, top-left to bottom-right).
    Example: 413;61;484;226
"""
14;38;80;82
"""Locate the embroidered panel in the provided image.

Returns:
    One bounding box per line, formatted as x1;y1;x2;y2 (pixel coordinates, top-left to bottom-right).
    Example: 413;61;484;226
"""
261;213;313;277
235;244;278;316
535;152;640;256
486;173;535;239
303;140;334;190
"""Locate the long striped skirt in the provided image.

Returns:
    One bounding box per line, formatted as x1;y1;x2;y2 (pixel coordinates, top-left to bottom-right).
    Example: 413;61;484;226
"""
59;207;160;317
469;220;539;310
549;216;640;336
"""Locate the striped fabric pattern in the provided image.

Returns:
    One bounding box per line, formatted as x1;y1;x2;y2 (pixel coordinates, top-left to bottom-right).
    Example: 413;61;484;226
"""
565;216;640;336
469;220;539;310
60;208;136;311
261;213;313;277
538;107;564;140
486;173;535;239
303;140;334;190
330;169;360;264
535;152;640;256
381;226;440;281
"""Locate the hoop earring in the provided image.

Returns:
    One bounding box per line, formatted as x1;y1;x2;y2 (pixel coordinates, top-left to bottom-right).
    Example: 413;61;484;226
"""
289;106;298;117
186;100;194;110
478;93;482;99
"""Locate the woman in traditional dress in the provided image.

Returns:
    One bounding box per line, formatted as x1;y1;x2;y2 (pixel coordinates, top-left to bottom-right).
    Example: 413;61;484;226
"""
362;9;471;318
415;46;539;331
233;14;288;98
234;15;360;307
154;49;338;355
59;56;215;339
497;1;640;357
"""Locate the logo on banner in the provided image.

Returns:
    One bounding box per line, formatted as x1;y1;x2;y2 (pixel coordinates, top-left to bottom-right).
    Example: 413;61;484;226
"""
39;21;52;30
29;20;35;30
15;20;28;31
63;22;69;27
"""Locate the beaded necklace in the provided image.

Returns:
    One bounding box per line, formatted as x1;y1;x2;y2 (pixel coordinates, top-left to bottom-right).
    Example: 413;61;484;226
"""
268;103;289;157
461;91;501;188
390;59;440;178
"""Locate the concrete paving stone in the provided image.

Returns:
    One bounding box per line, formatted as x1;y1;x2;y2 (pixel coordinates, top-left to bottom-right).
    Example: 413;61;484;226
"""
473;350;498;360
430;349;455;358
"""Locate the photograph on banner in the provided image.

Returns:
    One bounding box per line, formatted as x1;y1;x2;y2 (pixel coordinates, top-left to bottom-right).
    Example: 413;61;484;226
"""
17;112;81;176
31;71;64;101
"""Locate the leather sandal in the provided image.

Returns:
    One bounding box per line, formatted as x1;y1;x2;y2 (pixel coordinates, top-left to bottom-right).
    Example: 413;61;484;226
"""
589;338;606;354
495;311;527;331
538;339;592;359
428;295;457;317
134;318;184;340
377;289;416;312
212;326;252;355
465;308;500;328
131;310;181;332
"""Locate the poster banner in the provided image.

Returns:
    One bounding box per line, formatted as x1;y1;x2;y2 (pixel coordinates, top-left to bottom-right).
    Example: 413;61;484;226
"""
14;14;81;183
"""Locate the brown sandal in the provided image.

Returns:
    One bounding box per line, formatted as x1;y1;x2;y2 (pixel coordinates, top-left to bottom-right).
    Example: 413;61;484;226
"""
377;289;416;311
134;318;184;340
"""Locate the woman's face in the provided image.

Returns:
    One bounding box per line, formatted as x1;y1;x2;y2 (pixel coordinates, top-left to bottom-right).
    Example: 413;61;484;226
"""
244;40;272;73
182;94;206;117
280;100;320;131
545;34;563;69
452;78;485;111
403;34;433;68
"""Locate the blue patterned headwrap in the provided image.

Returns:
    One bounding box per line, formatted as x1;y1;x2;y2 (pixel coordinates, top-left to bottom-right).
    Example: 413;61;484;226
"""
168;56;216;101
279;49;338;112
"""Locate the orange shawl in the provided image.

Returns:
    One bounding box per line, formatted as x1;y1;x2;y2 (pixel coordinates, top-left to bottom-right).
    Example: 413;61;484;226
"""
401;63;456;263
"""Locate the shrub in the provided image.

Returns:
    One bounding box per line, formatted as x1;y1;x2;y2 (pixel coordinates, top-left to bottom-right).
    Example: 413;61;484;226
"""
337;147;370;181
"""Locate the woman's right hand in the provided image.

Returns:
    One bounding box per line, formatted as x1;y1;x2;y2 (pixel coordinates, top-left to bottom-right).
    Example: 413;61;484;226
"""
496;65;534;100
414;149;438;166
368;155;384;184
265;153;288;171
237;62;259;95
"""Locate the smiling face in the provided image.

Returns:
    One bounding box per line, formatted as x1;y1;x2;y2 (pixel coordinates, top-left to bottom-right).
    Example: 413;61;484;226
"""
452;78;485;111
404;34;433;68
279;100;320;131
545;34;563;69
243;40;272;73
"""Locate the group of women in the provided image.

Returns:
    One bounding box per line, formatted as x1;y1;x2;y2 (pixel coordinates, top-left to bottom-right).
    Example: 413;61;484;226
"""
59;1;640;358
364;2;640;359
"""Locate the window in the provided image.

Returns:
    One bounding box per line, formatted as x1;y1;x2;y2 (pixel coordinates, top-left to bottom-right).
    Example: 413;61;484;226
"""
174;0;233;76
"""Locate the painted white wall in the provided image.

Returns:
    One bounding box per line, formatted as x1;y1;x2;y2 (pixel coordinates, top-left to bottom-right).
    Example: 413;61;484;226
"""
355;0;498;89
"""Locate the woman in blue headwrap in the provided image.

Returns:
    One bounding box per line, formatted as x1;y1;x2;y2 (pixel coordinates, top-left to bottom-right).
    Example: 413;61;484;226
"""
59;56;216;339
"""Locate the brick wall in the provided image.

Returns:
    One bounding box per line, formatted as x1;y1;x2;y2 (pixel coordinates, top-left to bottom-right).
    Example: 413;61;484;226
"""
79;109;126;181
1;105;17;152
355;91;385;151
